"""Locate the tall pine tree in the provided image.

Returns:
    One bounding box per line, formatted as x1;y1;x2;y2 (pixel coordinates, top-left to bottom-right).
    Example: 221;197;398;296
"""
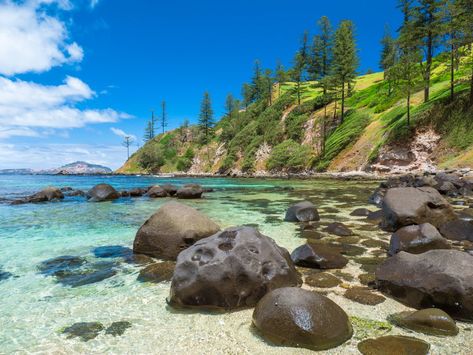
275;61;288;97
225;93;236;118
198;91;214;145
380;25;397;95
332;20;358;123
455;0;473;105
161;100;167;134
308;16;333;84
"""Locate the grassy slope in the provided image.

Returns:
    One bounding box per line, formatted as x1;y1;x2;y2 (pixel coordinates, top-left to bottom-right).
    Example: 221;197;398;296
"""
118;52;473;174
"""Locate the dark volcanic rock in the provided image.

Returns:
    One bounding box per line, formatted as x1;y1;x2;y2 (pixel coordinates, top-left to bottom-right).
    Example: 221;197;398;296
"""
366;210;384;224
105;321;132;337
291;243;348;269
323;222;353;237
350;208;372;217
87;184;120;202
381;187;456;231
161;184;178;196
389;308;459;336
176;184;204;199
133;201;220;260
252;287;353;351
376;250;473;321
62;322;104;341
388;223;450;256
12;186;64;204
38;255;86;276
304;272;342;288
54;261;118;287
146;185;168;198
137;261;175;283
369;188;385;207
358;335;430;355
128;188;147;197
285;201;320;222
439;220;473;241
169;226;301;309
344;287;385;305
0;268;13;281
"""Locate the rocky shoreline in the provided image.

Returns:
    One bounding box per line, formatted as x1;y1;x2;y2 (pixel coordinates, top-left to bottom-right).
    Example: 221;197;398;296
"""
4;168;472;353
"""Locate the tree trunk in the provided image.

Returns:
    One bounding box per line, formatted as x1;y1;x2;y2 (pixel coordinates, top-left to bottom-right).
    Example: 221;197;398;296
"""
297;81;301;105
341;82;345;124
451;43;455;102
407;89;411;126
333;99;338;121
322;104;327;156
470;63;473;107
424;32;433;103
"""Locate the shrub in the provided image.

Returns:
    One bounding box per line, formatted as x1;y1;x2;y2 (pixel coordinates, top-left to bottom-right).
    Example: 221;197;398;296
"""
267;139;311;171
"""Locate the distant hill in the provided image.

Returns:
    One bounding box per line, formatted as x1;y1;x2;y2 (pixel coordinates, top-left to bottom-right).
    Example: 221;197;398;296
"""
0;168;34;175
50;161;112;175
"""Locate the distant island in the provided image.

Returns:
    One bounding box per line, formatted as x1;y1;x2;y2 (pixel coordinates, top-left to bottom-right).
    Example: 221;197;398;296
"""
0;161;112;175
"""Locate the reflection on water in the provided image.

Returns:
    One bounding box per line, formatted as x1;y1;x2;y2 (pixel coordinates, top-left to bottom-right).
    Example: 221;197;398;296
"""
0;175;471;354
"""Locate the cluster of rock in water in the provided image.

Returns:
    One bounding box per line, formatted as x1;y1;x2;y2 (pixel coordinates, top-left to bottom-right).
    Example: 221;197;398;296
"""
5;171;473;353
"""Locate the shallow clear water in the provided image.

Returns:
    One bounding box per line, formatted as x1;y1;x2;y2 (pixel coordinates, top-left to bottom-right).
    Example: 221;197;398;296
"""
0;175;472;354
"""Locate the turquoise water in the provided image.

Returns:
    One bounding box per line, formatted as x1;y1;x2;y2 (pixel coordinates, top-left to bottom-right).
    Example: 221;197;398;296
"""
0;175;472;354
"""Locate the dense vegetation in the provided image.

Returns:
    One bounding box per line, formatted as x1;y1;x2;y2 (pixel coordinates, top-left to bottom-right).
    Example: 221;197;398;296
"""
118;0;473;175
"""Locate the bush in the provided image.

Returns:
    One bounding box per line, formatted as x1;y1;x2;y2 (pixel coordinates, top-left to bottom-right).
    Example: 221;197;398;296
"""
138;145;165;172
267;139;311;171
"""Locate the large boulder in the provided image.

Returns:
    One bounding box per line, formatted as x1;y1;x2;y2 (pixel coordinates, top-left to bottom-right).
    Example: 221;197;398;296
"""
176;184;204;199
376;250;473;321
291;243;348;269
285;201;320;222
133;201;220;260
252;287;352;351
168;226;301;309
87;184;120;202
12;186;64;204
439;220;473;242
388;223;450;256
146;185;168;198
381;187;456;231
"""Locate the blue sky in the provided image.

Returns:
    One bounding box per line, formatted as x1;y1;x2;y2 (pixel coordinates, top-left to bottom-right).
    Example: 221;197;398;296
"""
0;0;402;169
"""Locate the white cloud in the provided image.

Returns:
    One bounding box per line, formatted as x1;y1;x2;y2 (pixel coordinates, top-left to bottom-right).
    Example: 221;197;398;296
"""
0;76;131;134
111;127;136;141
0;143;135;170
0;1;83;76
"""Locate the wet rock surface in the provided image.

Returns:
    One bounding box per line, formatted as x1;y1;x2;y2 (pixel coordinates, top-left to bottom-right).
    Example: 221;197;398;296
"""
389;308;459;336
87;184;120;202
291;243;348;269
388;223;450;256
304;271;342;288
38;255;87;276
169;226;301;309
93;245;133;259
350;208;372;217
285;201;320;222
176;184;204;199
344;287;385;305
357;335;430;355
62;322;105;342
147;185;168;198
11;186;64;205
252;287;353;351
161;184;178;196
323;222;353;237
381;187;456;231
376;250;473;320
0;268;14;281
439;219;473;241
137;261;175;283
133;201;220;260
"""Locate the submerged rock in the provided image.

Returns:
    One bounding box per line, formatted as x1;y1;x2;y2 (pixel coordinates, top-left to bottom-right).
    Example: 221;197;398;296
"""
169;226;301;309
323;222;353;237
0;268;13;281
304;272;342;288
285;201;320;222
133;201;220;260
54;261;118;287
252;287;353;351
381;187;456;231
62;322;105;341
376;250;473;320
388;223;450;256
38;255;87;276
291;243;348;269
87;184;120;202
344;287;385;305
105;321;132;337
358;335;430;355
92;245;132;259
439;220;473;241
390;308;459;336
350;208;372;217
137;261;175;283
176;184;204;199
147;185;168;198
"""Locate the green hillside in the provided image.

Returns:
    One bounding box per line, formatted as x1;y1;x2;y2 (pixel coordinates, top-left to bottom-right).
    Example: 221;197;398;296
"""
118;50;473;175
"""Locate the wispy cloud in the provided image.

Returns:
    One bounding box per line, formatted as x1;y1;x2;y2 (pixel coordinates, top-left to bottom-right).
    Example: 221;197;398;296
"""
90;0;100;9
111;127;136;141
